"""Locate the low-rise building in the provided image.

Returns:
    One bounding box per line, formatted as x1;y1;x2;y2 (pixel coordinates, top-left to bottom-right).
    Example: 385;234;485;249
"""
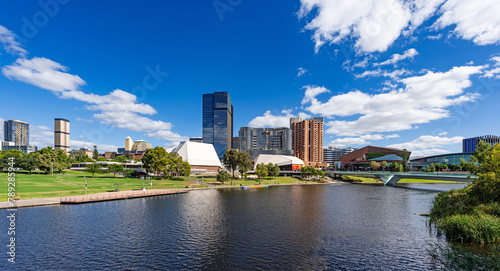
253;154;304;171
340;146;410;169
171;141;222;173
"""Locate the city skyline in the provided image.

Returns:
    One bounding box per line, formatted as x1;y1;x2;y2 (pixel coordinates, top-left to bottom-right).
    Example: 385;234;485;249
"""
1;1;500;157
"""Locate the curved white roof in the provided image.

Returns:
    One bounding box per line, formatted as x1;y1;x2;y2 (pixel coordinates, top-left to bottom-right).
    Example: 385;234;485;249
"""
253;154;304;170
171;141;222;168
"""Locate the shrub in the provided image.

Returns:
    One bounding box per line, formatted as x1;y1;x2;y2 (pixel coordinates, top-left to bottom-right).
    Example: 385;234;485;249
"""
438;214;500;244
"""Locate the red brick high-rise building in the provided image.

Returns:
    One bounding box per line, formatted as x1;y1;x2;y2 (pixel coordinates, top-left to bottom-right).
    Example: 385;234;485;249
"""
290;117;327;167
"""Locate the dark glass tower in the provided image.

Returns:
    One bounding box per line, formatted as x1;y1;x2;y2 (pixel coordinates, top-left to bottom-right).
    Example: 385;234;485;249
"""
203;92;233;159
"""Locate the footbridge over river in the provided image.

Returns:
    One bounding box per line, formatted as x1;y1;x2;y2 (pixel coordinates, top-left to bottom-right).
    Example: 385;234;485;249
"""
327;171;474;186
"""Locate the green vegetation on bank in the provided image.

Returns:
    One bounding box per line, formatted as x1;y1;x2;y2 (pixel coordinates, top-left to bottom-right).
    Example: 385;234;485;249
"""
0;170;197;201
340;176;462;184
430;141;500;244
201;175;312;187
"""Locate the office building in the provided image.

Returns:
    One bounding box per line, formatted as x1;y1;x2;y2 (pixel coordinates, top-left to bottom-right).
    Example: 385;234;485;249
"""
340;146;411;169
202;91;233;159
463;135;500;153
3;120;29;153
410;153;472;171
232;137;239;151
239;127;293;160
54;118;70;153
290;118;326;167
323;147;356;168
125;136;133;151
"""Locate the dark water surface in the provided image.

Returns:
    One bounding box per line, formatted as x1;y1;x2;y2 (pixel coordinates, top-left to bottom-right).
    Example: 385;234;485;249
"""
1;184;463;270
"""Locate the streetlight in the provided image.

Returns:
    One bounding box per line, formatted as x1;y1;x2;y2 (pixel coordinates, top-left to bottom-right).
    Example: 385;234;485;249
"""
84;176;87;195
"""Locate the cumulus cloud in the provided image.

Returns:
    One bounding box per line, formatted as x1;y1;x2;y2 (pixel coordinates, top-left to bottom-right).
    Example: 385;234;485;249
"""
248;110;296;128
297;67;308;77
71;140;120;153
354;68;410;79
434;0;500;46
29;125;54;148
374;48;419;66
1;55;182;143
388;134;463;157
0;26;27;56
303;65;484;136
299;0;500;54
328;133;400;147
301;85;330;104
483;55;500;79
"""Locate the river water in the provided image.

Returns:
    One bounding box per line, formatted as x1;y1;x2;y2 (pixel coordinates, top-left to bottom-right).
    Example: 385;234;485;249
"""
0;183;478;270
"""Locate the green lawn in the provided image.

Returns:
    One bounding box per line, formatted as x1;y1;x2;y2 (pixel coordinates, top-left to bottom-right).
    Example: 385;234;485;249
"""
341;175;468;184
0;170;200;201
190;176;314;187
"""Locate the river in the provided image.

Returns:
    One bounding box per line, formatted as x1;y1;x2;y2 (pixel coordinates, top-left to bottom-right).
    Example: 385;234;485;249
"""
0;183;487;270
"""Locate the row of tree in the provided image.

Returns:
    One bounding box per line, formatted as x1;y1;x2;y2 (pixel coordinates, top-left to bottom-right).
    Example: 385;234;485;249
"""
222;149;252;178
0;147;72;173
141;147;191;178
300;166;325;180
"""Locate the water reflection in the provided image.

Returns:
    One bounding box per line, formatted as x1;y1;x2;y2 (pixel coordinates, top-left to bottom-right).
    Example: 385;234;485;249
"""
0;183;495;270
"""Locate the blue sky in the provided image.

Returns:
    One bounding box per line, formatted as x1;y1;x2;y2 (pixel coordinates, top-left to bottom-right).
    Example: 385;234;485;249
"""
0;0;499;157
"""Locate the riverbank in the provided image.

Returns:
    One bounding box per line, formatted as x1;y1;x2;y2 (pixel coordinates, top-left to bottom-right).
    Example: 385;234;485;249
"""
0;180;338;209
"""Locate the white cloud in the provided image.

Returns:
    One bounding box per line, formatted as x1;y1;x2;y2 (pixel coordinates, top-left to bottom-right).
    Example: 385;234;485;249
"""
427;34;443;40
2;57;85;92
0;26;27;56
483;56;500;79
299;0;500;54
248;110;295;128
434;0;500;46
374;48;418;66
76;118;94;123
29;125;53;148
329;133;400;147
146;130;188;142
388;134;463;157
1;55;183;144
355;68;410;79
303;65;484;136
71;140;120;153
297;67;308;77
301;85;330;104
298;0;429;54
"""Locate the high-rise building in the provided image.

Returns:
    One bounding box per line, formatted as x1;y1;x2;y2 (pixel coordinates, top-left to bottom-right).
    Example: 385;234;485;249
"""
202;91;233;159
323;146;356;169
239;127;293;159
291;118;326;167
54;118;70;153
3;120;29;153
463;135;500;153
125;136;133;151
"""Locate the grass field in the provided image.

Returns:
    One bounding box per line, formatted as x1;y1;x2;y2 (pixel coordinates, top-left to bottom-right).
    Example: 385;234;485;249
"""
0;170;198;201
341;175;468;184
187;176;310;187
1;171;313;201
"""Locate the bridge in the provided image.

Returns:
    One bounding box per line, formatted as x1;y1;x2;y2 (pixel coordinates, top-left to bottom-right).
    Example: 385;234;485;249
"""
327;171;474;186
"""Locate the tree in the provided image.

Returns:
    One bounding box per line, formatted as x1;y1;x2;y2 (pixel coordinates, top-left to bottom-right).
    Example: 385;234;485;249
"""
37;147;70;174
301;166;324;181
255;163;268;182
389;162;403;172
142;147;168;177
216;170;230;184
108;164;124;177
0;149;25;169
123;169;135;177
86;162;102;177
267;163;280;179
180;161;191;177
223;149;239;178
237;151;252;178
370;161;381;171
400;149;410;172
55;150;72;173
113;155;128;163
381;161;388;171
19;152;40;173
165;152;190;177
93;145;99;161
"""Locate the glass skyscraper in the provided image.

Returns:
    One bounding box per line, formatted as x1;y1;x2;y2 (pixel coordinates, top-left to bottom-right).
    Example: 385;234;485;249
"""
3;120;30;153
203;92;233;159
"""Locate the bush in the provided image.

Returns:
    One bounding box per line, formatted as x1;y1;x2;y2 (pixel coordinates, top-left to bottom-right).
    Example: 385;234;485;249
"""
438;214;500;244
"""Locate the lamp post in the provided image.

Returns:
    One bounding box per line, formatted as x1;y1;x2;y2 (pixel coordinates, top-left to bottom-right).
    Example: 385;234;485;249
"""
84;176;87;195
